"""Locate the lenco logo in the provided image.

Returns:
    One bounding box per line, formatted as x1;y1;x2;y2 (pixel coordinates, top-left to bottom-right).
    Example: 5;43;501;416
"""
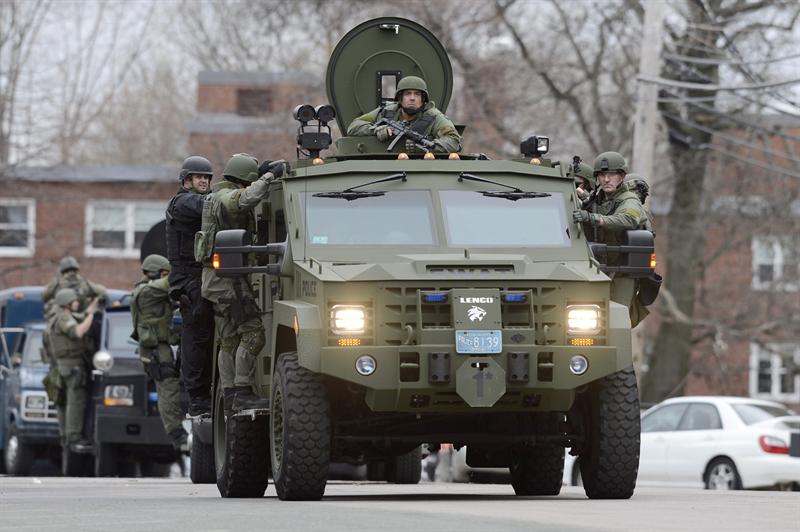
459;297;494;304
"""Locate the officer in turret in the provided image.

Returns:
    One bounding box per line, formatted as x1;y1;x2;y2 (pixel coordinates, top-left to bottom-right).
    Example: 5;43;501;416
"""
347;76;462;153
165;156;215;417
198;154;286;413
131;254;186;449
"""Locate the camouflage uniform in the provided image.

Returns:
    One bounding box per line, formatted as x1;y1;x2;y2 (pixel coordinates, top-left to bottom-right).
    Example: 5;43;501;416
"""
198;154;280;410
42;257;106;318
130;274;183;437
347;76;461;153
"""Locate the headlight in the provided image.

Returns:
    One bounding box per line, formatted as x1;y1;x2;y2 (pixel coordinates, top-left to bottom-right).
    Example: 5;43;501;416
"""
330;305;366;335
104;384;134;406
24;393;47;410
567;305;601;334
93;350;114;372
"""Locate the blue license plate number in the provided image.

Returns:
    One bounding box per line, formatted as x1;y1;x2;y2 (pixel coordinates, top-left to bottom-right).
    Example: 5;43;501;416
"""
455;330;502;354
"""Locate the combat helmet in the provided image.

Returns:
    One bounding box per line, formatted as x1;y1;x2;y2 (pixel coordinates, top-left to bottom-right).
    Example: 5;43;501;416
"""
395;76;429;102
54;288;79;307
223;153;259;184
624;173;650;203
593;151;629;175
141;254;171;274
179;156;214;182
58;256;80;273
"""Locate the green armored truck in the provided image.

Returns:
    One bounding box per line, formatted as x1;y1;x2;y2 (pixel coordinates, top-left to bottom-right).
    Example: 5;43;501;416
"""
210;17;655;500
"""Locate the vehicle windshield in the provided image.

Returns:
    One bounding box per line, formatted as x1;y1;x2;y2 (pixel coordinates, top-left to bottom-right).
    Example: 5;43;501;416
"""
22;330;45;366
301;191;437;246
440;191;570;247
106;313;137;358
732;403;793;425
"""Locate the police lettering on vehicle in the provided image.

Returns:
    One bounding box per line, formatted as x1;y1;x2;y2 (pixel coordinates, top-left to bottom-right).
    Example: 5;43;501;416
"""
459;297;494;304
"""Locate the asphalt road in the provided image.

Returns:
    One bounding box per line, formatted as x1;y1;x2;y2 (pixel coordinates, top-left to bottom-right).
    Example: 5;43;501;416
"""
1;477;798;532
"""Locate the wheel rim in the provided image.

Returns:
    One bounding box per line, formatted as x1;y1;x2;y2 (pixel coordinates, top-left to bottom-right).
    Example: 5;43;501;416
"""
7;434;19;467
271;385;284;471
708;463;735;489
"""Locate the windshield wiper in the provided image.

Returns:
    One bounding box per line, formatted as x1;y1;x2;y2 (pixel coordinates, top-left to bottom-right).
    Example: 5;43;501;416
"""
458;172;551;201
314;172;407;201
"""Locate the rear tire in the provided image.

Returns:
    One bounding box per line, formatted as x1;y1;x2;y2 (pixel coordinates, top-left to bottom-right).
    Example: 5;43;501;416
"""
510;444;564;496
5;423;35;476
387;447;422;484
574;366;640;499
704;458;741;490
190;424;216;484
214;382;269;498
94;443;118;477
271;352;330;501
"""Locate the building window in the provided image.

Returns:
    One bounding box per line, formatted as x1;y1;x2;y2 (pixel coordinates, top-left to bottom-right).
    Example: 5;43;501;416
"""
237;89;273;116
750;343;800;402
0;199;35;257
751;236;798;292
85;201;163;258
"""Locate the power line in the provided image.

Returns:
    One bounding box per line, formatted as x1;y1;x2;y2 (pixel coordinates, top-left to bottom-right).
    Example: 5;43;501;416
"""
663;51;800;66
640;75;800;91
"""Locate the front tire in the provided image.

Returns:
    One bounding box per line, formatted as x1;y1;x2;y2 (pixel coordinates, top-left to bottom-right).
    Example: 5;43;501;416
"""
5;423;35;476
574;366;640;499
213;382;270;498
271;352;330;501
510;443;564;496
387;447;422;484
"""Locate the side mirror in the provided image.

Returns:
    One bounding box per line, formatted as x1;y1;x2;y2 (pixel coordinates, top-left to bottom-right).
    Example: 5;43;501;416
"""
590;230;655;279
213;229;287;278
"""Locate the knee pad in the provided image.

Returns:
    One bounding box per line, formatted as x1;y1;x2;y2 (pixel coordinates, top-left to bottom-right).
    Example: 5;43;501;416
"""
240;329;265;356
219;334;241;353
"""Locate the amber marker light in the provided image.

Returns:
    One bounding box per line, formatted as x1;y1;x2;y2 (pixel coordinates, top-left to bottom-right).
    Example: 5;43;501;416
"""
293;315;299;336
448;153;460;160
570;338;595;347
423;152;435;160
14;292;25;300
650;253;657;269
530;158;541;165
212;253;221;269
397;152;409;160
312;157;324;165
338;338;361;347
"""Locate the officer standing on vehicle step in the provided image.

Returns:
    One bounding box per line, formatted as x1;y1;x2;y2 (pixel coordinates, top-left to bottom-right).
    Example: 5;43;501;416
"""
48;288;99;450
131;254;186;449
572;151;649;327
166;156;215;417
198;154;286;413
346;75;462;153
43;256;106;317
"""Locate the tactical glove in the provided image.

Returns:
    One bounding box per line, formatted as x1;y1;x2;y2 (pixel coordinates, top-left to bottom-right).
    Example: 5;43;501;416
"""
257;159;273;177
374;124;391;142
572;209;598;225
263;160;287;180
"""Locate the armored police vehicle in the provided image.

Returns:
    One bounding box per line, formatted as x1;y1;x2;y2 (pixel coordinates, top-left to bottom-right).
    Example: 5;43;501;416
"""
211;17;654;500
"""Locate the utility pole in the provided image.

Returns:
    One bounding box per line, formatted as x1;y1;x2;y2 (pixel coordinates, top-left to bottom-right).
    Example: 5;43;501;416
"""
632;0;666;371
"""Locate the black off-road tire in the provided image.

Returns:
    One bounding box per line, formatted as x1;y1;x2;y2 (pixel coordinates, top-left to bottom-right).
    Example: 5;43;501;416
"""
190;424;216;484
5;423;35;476
271;352;330;501
387;446;422;484
214;383;270;498
94;443;118;477
510;444;565;496
575;366;640;499
366;462;386;481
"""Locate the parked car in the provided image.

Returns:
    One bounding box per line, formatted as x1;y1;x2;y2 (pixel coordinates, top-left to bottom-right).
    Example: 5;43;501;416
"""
0;323;61;474
565;396;800;490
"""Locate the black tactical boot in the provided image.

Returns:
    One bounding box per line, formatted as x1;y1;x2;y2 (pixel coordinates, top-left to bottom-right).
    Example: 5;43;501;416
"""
232;386;269;412
169;428;188;451
187;395;211;418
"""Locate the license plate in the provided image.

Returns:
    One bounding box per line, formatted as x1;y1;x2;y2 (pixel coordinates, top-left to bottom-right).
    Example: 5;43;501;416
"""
455;330;502;354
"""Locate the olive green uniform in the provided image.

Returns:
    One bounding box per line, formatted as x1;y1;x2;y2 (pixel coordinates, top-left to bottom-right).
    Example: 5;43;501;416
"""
43;272;106;318
347;101;462;153
199;178;271;389
130;276;182;435
47;308;91;444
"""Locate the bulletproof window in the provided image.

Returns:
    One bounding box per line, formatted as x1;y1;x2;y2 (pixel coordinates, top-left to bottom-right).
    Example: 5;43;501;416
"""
751;236;799;292
376;71;401;106
0;198;35;257
237;89;273;116
86;201;164;258
677;403;722;431
641;403;689;433
749;343;800;401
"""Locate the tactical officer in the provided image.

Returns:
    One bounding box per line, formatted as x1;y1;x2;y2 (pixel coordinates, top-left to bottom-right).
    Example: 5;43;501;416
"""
624;173;654;232
346;76;462;153
48;288;99;450
569;157;596;204
572;152;649;326
42;256;106;317
166;156;215;417
131;254;186;449
198;154;286;412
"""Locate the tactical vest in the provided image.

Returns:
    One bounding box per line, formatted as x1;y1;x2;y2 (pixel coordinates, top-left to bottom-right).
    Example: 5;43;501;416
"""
47;310;86;360
594;188;648;265
195;182;256;265
166;190;202;264
43;275;99;317
381;102;437;137
130;277;176;348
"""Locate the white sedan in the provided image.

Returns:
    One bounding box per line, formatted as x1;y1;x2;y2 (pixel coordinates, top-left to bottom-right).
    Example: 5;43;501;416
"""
566;396;800;490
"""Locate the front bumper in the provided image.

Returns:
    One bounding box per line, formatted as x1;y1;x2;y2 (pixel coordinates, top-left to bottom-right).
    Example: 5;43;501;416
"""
94;412;172;447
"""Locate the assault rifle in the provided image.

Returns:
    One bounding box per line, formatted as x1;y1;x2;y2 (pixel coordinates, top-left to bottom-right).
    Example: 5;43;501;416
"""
375;117;436;153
